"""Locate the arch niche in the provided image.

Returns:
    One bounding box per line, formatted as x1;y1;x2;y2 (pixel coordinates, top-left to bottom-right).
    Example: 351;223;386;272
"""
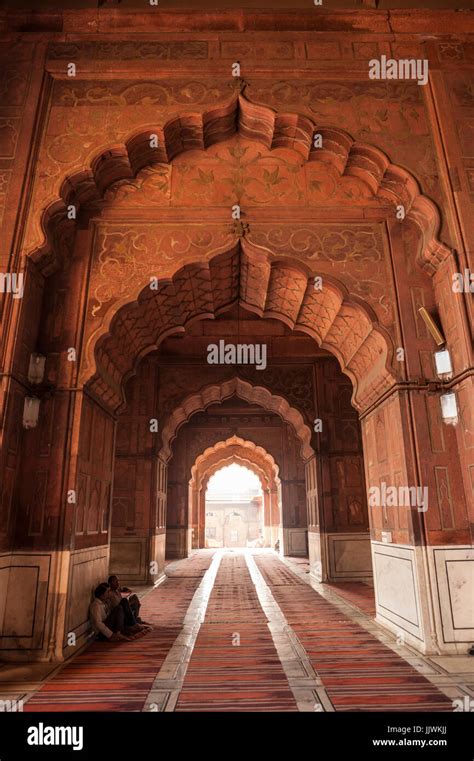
189;436;283;551
6;93;468;663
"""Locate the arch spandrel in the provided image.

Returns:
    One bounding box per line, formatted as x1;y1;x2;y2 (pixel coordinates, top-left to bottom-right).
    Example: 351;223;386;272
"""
27;94;449;273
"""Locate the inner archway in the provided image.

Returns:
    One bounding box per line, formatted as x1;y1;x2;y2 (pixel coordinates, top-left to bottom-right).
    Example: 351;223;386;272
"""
189;435;283;551
205;463;264;549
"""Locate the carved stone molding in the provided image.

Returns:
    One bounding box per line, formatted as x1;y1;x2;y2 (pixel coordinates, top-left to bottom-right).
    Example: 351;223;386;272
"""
83;245;398;415
26;94;450;276
191;435;280;489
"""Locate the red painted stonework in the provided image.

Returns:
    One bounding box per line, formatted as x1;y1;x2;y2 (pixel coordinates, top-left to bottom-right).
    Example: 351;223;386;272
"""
0;7;472;659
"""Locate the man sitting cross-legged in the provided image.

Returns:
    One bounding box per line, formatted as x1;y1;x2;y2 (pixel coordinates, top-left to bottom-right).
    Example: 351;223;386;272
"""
89;583;135;642
106;575;153;629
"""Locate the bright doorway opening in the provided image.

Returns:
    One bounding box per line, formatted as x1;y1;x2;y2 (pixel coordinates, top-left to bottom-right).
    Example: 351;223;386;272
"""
205;463;264;548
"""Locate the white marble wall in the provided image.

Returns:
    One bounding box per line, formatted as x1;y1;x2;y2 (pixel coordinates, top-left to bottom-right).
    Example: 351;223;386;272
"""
64;546;109;658
308;530;372;582
326;533;372;581
0;552;52;655
282;528;308;557
0;550;75;661
372;541;425;644
308;530;325;581
371;540;474;654
427;545;474;650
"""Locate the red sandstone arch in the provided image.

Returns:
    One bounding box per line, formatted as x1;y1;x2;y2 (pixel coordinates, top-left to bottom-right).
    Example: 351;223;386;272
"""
85;248;397;414
191;436;280;485
202;456;271;492
20;93;453;417
188;436;282;549
27;95;450;276
159;377;314;463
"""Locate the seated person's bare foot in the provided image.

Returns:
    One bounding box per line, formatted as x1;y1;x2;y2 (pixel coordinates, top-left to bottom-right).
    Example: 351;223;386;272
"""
110;632;132;642
124;624;142;636
130;629;148;639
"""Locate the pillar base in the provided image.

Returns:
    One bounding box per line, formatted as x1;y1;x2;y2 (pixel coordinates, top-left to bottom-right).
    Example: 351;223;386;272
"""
308;529;372;582
165;528;192;559
281;528;308;557
371;541;474;655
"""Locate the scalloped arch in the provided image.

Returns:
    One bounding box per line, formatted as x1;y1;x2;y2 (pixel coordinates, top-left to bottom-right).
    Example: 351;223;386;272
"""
191;435;281;489
29;94;450;275
202;456;272;494
159;377;314;463
86;246;398;414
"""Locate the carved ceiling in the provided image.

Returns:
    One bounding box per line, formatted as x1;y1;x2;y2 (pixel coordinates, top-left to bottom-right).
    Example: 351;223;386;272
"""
85;245;397;414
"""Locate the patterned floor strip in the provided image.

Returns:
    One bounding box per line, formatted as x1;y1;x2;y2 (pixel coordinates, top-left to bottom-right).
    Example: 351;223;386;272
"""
253;553;453;712
175;552;298;711
18;549;464;713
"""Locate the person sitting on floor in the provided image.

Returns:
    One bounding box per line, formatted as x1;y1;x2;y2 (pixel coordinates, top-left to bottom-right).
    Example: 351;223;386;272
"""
106;575;153;628
89;583;134;642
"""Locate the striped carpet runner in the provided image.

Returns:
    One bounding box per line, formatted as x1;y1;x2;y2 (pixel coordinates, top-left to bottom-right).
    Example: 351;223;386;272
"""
326;582;377;617
253;554;452;712
23;550;453;712
175;553;297;711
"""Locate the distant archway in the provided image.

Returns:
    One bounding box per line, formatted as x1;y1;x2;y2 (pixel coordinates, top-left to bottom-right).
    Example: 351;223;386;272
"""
160;377;314;463
188;436;282;548
203;462;264;550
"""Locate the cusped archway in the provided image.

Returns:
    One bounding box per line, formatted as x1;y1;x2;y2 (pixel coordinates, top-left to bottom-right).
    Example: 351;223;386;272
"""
27;94;449;277
84;247;397;414
188;436;283;549
21;94;452;422
160;376;314;463
191;435;280;484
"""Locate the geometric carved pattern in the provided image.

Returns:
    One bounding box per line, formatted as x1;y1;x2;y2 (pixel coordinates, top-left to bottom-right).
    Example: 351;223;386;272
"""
85;246;397;414
28;95;450;277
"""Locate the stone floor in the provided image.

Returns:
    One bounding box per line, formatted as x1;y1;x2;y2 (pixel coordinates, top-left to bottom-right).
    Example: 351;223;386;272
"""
1;549;472;712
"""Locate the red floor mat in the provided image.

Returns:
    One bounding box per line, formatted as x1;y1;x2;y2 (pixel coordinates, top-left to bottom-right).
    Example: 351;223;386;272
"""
326;582;376;617
254;554;452;712
175;553;297;712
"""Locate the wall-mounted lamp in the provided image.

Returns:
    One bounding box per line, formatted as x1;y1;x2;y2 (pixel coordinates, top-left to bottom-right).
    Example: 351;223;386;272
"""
418;307;445;347
23;397;40;429
434;348;453;381
440;392;458;426
28;353;46;385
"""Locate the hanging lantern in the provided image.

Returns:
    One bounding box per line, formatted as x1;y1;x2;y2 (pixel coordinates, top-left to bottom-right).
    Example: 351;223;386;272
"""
22;397;40;429
440;392;458;426
434;348;453;381
28;353;46;385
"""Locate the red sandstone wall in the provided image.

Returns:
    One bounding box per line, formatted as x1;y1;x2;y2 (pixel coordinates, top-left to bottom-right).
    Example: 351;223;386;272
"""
0;9;472;563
